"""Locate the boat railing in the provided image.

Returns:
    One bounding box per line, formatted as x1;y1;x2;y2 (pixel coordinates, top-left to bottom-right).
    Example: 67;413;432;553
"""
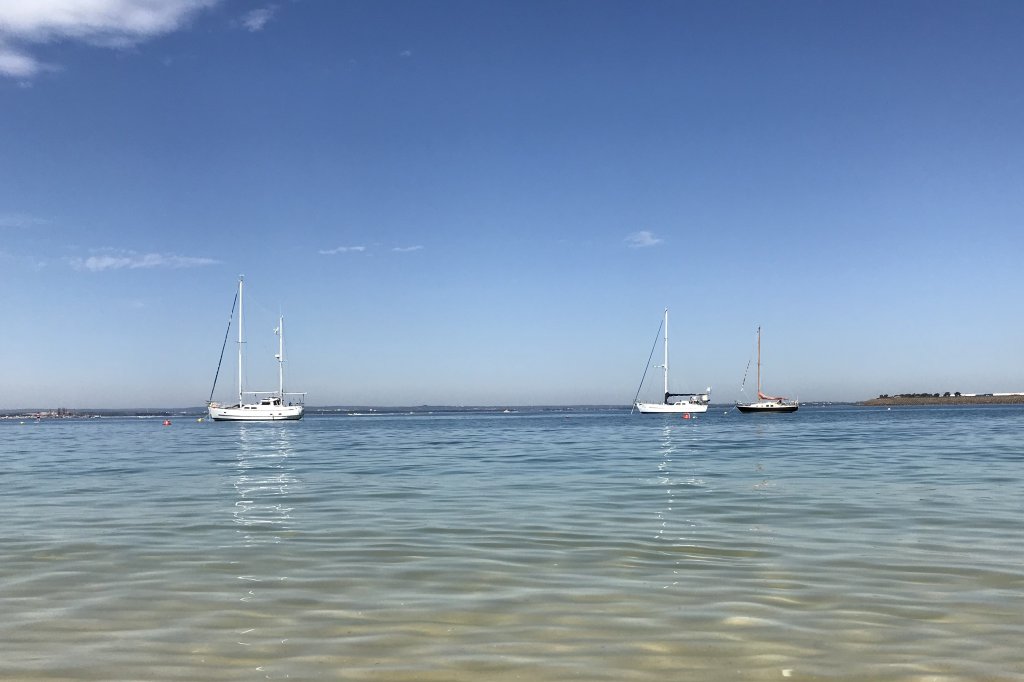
242;390;306;402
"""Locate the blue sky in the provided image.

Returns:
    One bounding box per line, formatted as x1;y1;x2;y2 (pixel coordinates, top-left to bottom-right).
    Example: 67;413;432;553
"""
2;0;1022;408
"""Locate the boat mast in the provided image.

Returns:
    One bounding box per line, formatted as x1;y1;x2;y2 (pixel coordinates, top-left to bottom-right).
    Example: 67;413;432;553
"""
662;308;670;401
238;276;244;405
756;325;761;398
276;316;284;398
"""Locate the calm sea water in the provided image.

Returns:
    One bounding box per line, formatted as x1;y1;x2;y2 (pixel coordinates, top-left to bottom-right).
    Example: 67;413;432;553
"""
1;405;1022;681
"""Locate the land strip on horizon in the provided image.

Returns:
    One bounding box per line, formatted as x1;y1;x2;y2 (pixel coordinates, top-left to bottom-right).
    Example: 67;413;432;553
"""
860;394;1024;406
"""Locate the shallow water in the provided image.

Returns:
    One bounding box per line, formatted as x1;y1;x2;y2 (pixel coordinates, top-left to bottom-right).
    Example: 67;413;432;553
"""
2;405;1022;680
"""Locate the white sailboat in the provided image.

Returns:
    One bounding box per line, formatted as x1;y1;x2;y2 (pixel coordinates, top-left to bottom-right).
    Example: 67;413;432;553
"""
633;308;710;414
736;326;798;413
208;277;305;421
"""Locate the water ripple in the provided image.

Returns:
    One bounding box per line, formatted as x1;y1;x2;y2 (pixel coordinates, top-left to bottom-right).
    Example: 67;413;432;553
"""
1;406;1023;680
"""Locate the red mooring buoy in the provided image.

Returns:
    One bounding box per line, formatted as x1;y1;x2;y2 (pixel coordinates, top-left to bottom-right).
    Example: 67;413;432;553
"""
163;420;172;426
682;413;691;420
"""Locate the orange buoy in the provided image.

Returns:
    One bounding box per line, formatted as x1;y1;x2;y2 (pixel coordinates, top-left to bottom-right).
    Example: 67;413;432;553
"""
682;413;691;420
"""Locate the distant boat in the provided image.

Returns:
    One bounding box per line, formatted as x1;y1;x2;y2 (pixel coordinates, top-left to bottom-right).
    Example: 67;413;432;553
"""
633;308;710;414
207;277;306;421
736;326;798;414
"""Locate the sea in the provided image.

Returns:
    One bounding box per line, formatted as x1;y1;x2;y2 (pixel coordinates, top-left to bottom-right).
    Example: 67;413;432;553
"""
1;404;1022;681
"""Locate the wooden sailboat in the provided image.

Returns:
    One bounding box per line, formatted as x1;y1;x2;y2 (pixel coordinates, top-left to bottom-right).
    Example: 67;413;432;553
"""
207;276;306;421
736;326;798;413
633;308;710;414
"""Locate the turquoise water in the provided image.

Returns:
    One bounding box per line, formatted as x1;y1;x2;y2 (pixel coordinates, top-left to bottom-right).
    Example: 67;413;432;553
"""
2;405;1022;681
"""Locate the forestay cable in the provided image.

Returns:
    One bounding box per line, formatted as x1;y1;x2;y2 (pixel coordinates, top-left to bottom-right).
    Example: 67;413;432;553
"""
207;290;238;404
630;317;664;414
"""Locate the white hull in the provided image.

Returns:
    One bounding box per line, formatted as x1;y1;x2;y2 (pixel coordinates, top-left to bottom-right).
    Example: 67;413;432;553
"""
633;308;710;415
635;400;709;414
207;277;306;423
209;403;304;421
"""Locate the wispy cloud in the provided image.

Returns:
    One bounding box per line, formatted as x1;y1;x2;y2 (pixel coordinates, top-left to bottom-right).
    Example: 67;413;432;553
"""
70;250;219;272
0;46;45;79
399;49;413;58
319;246;367;255
625;230;663;248
240;6;276;32
0;0;217;79
0;249;47;270
0;212;48;229
392;245;423;252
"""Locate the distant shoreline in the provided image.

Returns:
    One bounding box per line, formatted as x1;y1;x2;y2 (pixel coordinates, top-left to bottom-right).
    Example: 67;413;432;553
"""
859;395;1024;406
5;399;1024;419
1;405;624;420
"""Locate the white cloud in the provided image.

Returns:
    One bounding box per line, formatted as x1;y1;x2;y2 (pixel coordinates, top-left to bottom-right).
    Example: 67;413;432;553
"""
0;212;49;229
0;0;218;78
625;230;662;248
240;6;276;32
319;246;366;255
0;46;44;78
0;249;48;270
392;245;423;252
70;250;219;272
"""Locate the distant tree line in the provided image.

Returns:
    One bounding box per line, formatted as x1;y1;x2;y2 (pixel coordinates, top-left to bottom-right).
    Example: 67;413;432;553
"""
877;392;962;399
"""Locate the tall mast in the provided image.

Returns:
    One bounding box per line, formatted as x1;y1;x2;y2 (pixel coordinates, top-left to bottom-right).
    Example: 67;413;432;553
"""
663;308;670;399
276;316;284;398
756;325;761;397
237;276;244;405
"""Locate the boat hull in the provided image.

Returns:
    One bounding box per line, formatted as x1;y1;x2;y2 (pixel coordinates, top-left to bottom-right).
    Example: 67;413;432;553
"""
208;404;305;421
735;401;798;413
635;401;709;414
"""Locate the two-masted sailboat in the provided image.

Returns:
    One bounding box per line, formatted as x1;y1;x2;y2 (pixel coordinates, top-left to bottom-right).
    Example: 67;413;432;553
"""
633;308;710;414
736;326;798;413
207;277;306;421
